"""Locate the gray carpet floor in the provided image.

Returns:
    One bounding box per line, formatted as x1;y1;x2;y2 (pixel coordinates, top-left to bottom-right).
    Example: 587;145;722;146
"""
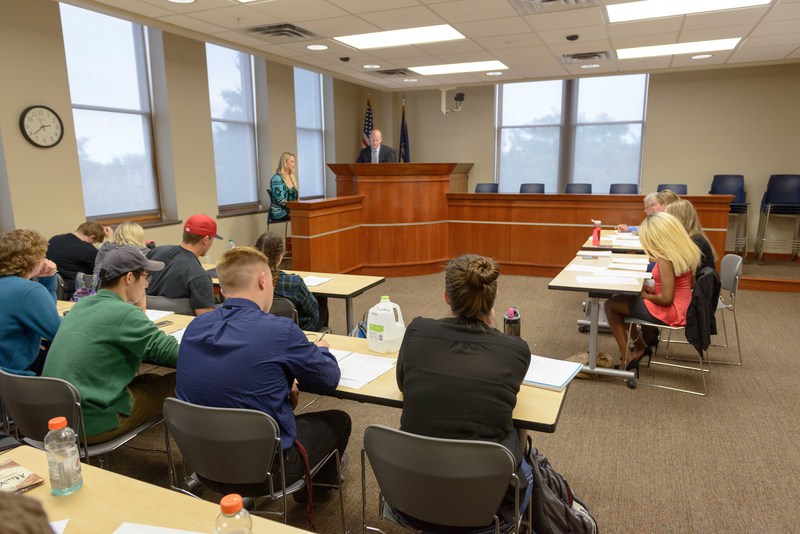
99;272;800;533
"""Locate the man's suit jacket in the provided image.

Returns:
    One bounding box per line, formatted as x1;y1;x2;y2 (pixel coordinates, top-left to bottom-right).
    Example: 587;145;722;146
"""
357;145;397;163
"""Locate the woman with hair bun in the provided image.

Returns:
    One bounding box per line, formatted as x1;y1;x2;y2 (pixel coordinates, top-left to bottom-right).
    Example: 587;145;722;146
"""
395;254;532;528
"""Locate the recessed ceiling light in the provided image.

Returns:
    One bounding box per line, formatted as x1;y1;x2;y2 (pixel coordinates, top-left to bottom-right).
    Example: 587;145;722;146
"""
617;38;740;59
409;60;508;76
402;78;418;83
691;54;714;60
363;64;381;69
307;44;328;51
607;0;771;23
334;24;465;50
168;0;195;4
580;64;601;69
486;71;504;76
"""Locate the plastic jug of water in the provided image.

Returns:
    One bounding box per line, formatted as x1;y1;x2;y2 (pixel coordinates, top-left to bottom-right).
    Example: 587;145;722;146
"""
367;296;406;353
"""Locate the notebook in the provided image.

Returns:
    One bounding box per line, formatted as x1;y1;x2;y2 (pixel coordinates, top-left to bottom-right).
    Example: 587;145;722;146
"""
523;355;583;392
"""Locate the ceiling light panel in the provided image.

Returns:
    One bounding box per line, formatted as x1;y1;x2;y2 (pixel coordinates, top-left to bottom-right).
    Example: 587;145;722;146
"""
607;0;773;24
616;37;741;59
409;60;508;75
334;24;465;50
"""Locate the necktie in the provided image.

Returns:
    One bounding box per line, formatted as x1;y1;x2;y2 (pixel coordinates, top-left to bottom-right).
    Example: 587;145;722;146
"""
372;149;378;163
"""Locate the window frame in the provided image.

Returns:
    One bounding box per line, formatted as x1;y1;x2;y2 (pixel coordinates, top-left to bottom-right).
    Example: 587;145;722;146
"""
293;67;326;200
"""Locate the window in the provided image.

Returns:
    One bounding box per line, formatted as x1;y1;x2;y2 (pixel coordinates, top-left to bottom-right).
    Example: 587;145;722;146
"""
497;74;647;194
206;44;259;209
60;4;159;219
293;68;325;198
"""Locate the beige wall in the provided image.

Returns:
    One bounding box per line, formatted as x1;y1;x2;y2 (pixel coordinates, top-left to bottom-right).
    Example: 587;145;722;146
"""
2;0;799;255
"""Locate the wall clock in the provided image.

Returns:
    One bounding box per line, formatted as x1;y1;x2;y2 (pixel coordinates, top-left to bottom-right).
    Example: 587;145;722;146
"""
19;105;64;148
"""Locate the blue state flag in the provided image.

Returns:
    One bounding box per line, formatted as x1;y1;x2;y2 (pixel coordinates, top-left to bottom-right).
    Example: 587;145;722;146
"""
399;101;410;163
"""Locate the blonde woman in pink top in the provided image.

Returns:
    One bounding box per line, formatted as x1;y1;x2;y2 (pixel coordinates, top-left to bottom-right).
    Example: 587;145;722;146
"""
604;212;700;373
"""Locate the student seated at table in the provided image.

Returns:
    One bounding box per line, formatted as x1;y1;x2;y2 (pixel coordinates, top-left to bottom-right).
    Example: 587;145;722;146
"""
176;247;349;501
146;214;221;316
47;221;110;299
43;246;179;444
604;212;700;373
93;221;150;278
616;192;657;233
0;229;61;376
666;199;717;276
254;231;328;331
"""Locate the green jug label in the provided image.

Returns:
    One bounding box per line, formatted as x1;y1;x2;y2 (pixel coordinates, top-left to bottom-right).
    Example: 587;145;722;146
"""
369;323;385;333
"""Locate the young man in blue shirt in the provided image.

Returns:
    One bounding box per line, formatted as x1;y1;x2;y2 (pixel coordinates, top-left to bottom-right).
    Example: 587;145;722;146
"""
176;246;349;499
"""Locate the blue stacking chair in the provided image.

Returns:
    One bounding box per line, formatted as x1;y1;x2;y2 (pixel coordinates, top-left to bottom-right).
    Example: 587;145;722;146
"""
657;184;688;194
754;174;800;261
519;183;545;193
475;183;498;193
609;183;638;194
565;183;592;194
710;174;749;256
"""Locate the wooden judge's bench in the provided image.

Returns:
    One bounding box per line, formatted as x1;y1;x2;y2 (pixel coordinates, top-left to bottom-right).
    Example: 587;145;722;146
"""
286;163;731;277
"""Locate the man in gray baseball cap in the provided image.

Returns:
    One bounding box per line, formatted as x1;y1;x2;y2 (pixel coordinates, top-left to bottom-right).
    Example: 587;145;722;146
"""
44;245;180;443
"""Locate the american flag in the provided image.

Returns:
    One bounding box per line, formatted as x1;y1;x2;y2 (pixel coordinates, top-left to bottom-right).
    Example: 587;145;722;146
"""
362;96;373;148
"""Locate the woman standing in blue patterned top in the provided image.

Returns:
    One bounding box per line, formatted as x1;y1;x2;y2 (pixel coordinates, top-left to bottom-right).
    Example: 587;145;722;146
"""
269;152;299;222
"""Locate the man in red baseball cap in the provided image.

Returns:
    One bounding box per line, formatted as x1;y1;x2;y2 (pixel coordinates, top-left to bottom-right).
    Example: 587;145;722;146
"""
146;214;222;315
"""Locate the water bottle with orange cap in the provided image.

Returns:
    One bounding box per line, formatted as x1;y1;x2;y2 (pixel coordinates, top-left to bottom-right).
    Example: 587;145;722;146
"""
215;494;252;534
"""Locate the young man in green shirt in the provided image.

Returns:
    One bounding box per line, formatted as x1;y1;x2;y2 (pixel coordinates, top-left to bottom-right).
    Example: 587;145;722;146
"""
43;246;179;443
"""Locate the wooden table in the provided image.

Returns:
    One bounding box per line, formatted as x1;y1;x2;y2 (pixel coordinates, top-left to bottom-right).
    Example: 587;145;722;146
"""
548;252;647;379
203;264;385;334
1;446;292;533
320;334;568;434
581;229;646;253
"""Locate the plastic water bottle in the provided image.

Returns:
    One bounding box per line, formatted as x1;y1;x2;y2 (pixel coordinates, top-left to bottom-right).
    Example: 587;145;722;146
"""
215;494;252;534
503;306;521;337
367;296;406;353
591;219;602;246
44;417;83;496
227;239;236;250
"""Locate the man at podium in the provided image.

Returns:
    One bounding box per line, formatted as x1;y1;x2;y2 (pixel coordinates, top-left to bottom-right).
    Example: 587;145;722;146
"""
357;129;397;163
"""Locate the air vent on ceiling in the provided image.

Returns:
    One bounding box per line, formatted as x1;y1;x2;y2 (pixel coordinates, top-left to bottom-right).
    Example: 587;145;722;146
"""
372;68;413;77
560;51;611;64
510;0;600;15
241;23;320;44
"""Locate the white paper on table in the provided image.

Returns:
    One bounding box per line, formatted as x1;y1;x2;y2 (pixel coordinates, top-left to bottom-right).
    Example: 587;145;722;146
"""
328;348;352;362
113;523;202;534
303;276;332;287
576;275;640;286
145;309;175;321
523;355;583;391
610;257;650;264
578;250;612;257
337;353;396;390
607;262;647;272
564;265;606;273
170;328;186;344
614;233;641;240
600;269;652;279
50;520;69;534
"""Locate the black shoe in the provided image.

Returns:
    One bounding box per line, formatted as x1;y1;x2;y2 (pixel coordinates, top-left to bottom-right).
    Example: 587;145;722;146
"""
625;356;640;378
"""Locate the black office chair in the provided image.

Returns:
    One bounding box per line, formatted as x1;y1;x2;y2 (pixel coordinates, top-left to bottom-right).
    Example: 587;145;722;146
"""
657;184;688;194
710;174;748;255
565;183;591;194
475;183;499;193
519;183;545;194
609;183;638;194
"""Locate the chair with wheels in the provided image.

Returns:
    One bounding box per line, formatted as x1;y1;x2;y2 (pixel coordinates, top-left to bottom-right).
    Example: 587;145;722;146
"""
709;174;749;256
362;424;529;534
657;184;688;194
565;183;591;194
163;397;346;532
0;370;162;467
519;183;545;194
609;183;638;194
475;183;499;193
269;296;299;326
146;295;194;316
754;174;800;261
623;267;720;396
712;254;743;366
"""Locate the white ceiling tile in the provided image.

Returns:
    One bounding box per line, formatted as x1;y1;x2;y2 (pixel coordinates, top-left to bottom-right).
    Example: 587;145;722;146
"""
254;44;307;57
211;29;274;48
505;64;570;79
617;56;672;70
452;17;532;39
248;0;348;22
158;14;228;34
494;46;556;61
763;2;800;21
474;33;545;50
546;38;613;56
415;39;485;55
751;19;800;36
184;5;280;29
611;32;682;49
358;6;445;30
732;43;799;59
537;25;609;45
96;0;177;18
670;50;734;67
426;0;519;24
607;19;682;39
524;7;605;32
300;16;381;37
682;7;769;30
502;55;562;68
680;24;753;43
431;51;502;63
742;33;800;48
326;0;421;14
